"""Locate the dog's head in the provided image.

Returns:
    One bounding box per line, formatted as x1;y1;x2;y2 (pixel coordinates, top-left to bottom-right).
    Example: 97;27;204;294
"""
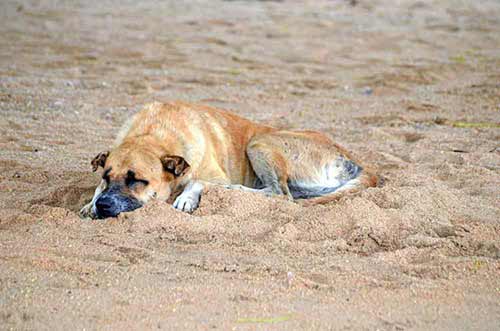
89;145;190;219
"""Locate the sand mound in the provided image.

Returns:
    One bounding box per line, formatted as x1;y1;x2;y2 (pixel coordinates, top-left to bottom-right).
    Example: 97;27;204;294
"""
44;179;491;259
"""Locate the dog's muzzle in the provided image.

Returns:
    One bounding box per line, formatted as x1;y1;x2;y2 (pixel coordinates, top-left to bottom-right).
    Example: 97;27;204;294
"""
94;185;142;219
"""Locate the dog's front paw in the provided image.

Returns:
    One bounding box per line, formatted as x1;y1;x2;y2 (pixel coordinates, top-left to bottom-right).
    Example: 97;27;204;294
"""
173;194;199;213
79;203;95;219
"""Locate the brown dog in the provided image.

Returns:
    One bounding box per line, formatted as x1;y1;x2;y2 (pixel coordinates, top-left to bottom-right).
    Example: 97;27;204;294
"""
80;101;377;219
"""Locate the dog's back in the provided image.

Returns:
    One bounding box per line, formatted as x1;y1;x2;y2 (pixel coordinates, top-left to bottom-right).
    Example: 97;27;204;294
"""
115;101;273;186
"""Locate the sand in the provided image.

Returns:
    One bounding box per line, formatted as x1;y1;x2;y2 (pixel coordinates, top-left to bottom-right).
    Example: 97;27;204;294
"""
0;0;499;330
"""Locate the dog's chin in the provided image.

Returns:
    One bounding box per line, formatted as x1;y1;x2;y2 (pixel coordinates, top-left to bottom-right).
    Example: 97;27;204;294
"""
95;209;137;219
94;204;142;219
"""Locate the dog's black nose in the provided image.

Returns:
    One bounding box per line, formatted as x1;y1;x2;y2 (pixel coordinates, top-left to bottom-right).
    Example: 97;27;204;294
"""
95;195;120;218
94;190;142;219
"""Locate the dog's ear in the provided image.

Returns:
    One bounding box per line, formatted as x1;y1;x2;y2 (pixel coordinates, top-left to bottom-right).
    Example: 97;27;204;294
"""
91;151;109;172
161;155;190;177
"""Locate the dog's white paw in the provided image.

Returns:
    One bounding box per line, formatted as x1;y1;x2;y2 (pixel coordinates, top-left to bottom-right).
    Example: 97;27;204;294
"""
173;194;199;213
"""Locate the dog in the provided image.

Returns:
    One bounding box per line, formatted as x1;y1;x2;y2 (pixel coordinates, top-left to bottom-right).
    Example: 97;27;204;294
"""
80;101;377;219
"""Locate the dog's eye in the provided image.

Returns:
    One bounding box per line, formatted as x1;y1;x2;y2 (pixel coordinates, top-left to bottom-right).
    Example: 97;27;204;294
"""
126;177;149;187
125;170;149;187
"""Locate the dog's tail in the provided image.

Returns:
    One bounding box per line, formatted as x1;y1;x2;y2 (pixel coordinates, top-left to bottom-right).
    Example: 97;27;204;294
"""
296;165;378;207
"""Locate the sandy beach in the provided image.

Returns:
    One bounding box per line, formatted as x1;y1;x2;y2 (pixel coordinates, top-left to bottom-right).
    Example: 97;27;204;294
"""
0;0;499;329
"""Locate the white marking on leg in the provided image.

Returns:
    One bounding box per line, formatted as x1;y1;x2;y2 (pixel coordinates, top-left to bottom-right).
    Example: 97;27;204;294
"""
321;161;343;187
290;158;356;193
334;177;360;192
79;180;105;218
173;181;204;213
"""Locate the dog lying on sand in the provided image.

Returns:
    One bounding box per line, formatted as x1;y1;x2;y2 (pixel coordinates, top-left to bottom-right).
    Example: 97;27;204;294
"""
80;101;377;219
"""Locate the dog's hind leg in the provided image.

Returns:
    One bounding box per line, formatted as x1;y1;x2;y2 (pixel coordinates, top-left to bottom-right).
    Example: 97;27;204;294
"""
245;130;378;205
245;137;293;200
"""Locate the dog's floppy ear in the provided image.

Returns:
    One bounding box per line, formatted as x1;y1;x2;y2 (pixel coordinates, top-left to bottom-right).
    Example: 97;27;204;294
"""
161;155;190;177
91;151;109;172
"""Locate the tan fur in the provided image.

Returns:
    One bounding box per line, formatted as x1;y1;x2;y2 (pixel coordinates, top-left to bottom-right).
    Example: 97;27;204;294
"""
82;101;377;217
118;101;272;185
